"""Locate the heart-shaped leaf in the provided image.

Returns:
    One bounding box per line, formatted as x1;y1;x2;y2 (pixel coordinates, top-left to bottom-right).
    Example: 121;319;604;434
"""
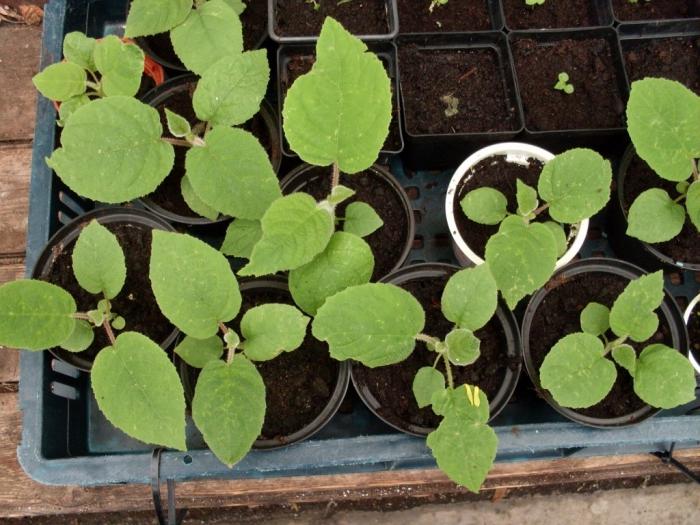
627;189;686;243
93;35;145;97
633;344;697;409
460;187;508;225
33;62;86;102
71;220;126;299
240;304;309;361
63;32;96;71
611;343;636;377
580;302;610;337
175;335;224;368
445;328;480;366
609;271;664;343
125;0;193;38
441;264;497;332
413;367;445;408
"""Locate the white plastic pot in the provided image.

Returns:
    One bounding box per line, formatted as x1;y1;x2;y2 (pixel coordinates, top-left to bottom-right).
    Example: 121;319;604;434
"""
682;294;700;375
445;142;589;268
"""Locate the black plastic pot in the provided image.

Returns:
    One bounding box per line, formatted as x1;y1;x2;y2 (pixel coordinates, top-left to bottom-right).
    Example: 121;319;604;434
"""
276;42;404;161
279;163;415;280
397;0;503;34
351;263;522;437
138;74;282;226
610;0;700;25
31;207;180;372
501;0;613;31
521;257;690;428
177;276;351;449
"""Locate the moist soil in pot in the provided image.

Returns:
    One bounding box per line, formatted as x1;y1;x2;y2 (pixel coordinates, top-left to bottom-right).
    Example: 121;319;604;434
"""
353;274;518;431
612;0;698;21
41;222;174;363
397;0;491;33
621;154;700;265
528;271;674;419
274;0;389;37
511;37;625;132
399;46;519;135
623;36;700;95
502;0;598;30
289;167;409;280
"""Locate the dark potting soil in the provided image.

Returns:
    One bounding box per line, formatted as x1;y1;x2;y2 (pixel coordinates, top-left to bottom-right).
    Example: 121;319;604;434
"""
352;274;516;431
397;0;491;33
274;0;389;37
621;154;700;264
398;46;518;135
41;222;174;363
453;156;546;259
528;272;674;419
623;36;700;95
511;38;625;132
288;166;410;280
240;0;268;50
612;0;698;21
503;0;597;29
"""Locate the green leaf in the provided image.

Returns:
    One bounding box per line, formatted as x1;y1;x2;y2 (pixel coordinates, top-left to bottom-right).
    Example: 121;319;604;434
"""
57;94;90;127
627;78;700;182
224;330;240;349
516;179;538;216
165;108;192;138
538;149;612;223
445;328;480;366
93;35;145;97
63;32;96;71
435;385;491;423
441;264;497;332
611;344;636;377
413;367;445;408
59;320;94;353
221;219;262;259
627;189;686;243
223;0;246;14
312;283;425;367
685;181;700;231
47;97;174;203
343;202;384;238
240;193;334;276
71;220;126;299
540;332;617;409
92;332;186;450
498;215;527;232
282;17;391;173
0;280;76;351
240;304;309;361
460;187;508;225
580;302;610;336
171;0;243;75
609;271;664;343
175;335;223;368
485;223;558;310
193;50;269;126
150;231;241;338
192;357;265;467
125;0;193;38
328;184;355;205
289;231;374;316
186;127;281;220
111;315;126;330
181;174;220;221
32;62;86;102
634;344;697;409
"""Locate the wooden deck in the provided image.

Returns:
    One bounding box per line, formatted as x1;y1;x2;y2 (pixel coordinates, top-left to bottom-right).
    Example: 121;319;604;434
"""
0;19;698;521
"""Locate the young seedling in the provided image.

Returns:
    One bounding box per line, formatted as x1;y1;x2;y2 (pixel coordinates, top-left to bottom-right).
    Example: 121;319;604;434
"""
312;264;502;492
625;78;700;245
460;148;612;309
525;0;545;5
306;0;353;10
539;271;696;410
554;72;574;95
429;0;449;13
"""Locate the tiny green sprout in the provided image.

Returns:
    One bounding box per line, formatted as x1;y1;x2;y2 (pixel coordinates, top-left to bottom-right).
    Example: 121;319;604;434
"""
306;0;320;10
429;0;449;12
539;271;696;410
526;0;545;5
554;72;575;95
441;94;460;118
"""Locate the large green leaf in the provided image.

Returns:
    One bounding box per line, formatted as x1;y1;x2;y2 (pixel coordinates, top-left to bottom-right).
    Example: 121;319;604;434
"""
634;344;697;409
627;78;700;182
193;50;269;127
63;32;96;71
445;328;480;366
686;181;700;231
540;333;617;409
627;189;686;243
609;271;664;343
192;357;265;467
170;0;243;75
150;231;241;338
92;332;186;450
282;17;391;174
538;148;612;223
441;264;498;332
0;280;76;350
312;283;425;367
220;219;262;259
239;193;334;277
125;0;193;38
289;232;374;315
174;335;224;368
32;62;86;102
460;188;508;225
412;367;445;408
93;35;145;97
240;304;309;361
47;97;174;203
580;302;610;337
186;127;281;220
342;202;383;238
71;220;126;299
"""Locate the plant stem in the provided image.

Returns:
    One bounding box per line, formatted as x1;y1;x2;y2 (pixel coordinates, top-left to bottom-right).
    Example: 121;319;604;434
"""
331;162;340;190
416;333;440;345
532;202;550;217
692;160;699;182
603;336;627;356
443;356;454;390
102;319;116;345
72;313;91;321
674;193;687;204
219;322;229;335
162;137;192;148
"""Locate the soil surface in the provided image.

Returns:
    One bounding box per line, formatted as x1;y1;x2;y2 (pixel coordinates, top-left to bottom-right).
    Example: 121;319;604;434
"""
352;274;516;431
503;0;598;29
623;36;700;95
397;0;491;33
621;154;700;265
285;166;410;280
41;222;175;365
274;0;389;37
399;46;519;135
527;271;674;420
612;0;698;21
511;37;625;131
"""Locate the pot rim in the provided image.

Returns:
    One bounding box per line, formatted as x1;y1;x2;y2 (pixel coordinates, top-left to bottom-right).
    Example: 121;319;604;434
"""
682;295;700;375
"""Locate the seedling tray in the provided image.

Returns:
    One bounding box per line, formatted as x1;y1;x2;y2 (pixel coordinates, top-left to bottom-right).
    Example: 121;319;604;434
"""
19;0;700;487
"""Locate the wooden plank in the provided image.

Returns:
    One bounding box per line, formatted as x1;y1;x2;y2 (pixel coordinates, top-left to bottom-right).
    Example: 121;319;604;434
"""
0;144;31;256
0;257;23;383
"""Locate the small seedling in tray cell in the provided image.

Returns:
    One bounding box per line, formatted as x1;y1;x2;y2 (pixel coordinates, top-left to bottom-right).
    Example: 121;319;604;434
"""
554;72;575;94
